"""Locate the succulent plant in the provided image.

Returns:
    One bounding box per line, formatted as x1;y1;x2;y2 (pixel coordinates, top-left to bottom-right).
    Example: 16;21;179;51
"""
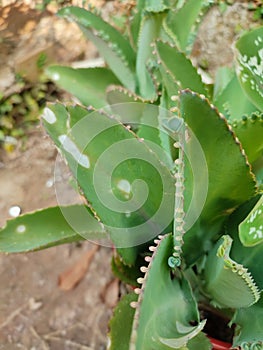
0;1;262;349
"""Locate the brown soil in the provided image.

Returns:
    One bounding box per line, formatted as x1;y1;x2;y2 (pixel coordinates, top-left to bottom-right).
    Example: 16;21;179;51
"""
0;130;114;350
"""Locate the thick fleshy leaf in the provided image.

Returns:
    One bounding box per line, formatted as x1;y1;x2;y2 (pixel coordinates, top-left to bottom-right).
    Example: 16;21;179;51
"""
0;205;106;253
204;235;260;309
178;90;257;264
156;41;208;95
58;6;136;91
109;293;137;350
235;26;263;112
136;13;164;100
213;73;258;120
229;112;263;164
231;297;263;349
163;0;205;52
42;103;175;265
46;66;120;108
130;234;208;350
239;195;263;246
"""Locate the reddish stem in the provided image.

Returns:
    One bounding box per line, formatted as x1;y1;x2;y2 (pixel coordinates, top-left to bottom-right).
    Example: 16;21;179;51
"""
209;336;232;350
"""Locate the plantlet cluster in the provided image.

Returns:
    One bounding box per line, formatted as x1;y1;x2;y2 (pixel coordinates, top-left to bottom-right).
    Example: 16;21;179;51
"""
0;1;262;349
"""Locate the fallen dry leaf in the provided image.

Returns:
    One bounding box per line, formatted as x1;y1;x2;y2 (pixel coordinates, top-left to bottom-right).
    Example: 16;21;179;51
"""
101;278;120;308
58;245;99;291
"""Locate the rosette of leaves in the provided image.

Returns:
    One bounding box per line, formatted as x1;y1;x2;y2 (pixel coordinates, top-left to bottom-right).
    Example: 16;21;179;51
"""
0;1;263;349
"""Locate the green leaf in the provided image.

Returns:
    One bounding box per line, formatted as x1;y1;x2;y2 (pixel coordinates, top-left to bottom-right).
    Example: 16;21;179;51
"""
156;41;208;95
178;90;257;264
229;112;263;164
58;7;136;91
109;293;137;350
106;88;175;169
46;66;120;108
131;234;208;350
42;103;175;265
111;254;143;287
235;26;263;112
213;66;234;100
106;85;146;105
232;297;263;349
145;0;170;12
164;0;205;52
204;235;260;309
0;205;106;253
239;196;263;247
213;73;258;120
158;65;180;107
136;13;165;100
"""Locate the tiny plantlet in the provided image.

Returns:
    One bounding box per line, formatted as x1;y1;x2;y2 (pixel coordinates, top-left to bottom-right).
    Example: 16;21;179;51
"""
0;1;263;349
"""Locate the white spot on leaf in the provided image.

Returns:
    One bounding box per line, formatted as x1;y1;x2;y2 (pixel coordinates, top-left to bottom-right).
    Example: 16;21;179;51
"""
58;135;90;169
42;108;57;124
16;225;26;234
52;73;60;81
117;179;131;199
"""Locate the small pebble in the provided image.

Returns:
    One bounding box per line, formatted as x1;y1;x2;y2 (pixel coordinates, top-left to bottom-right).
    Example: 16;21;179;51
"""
9;205;21;217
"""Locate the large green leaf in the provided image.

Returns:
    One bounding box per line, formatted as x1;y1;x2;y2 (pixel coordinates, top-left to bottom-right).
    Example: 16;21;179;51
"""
231;297;263;349
130;234;209;350
156;41;208;96
235;26;263;112
109;293;137;350
58;7;136;91
178;90;257;264
42;103;175;265
46;66;120;108
204;235;260;309
0;205;106;253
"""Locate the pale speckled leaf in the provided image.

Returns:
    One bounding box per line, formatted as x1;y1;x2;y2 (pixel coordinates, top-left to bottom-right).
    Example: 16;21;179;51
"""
235;26;263;112
239;196;263;246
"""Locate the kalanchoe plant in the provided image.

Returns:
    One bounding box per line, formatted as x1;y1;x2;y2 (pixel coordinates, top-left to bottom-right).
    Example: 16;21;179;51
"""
0;1;263;349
